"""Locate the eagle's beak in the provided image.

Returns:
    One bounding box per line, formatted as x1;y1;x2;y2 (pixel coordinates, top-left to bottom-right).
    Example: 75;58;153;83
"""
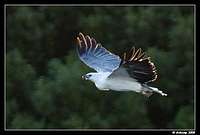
82;75;89;80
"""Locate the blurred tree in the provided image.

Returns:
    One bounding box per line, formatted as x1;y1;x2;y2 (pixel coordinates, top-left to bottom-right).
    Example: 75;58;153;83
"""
6;6;194;129
145;9;194;128
6;6;82;75
168;101;194;129
6;49;39;128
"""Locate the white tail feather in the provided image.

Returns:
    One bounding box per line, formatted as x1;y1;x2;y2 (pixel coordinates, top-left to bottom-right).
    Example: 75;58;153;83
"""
142;84;167;96
150;87;167;96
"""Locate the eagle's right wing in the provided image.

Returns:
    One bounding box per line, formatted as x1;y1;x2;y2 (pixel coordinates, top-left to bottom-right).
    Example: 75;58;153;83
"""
108;47;157;84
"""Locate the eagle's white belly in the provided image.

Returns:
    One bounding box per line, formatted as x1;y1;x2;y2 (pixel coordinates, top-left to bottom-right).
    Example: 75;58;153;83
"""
95;76;142;92
106;78;142;91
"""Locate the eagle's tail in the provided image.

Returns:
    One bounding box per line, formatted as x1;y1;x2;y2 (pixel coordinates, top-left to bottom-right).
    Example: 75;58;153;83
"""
141;84;167;97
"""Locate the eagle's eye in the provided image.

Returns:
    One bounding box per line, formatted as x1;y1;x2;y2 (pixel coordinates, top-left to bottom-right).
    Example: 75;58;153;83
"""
88;74;92;77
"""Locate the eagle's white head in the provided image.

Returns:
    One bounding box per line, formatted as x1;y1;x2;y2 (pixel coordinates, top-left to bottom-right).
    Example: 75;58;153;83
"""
82;73;96;81
82;72;111;90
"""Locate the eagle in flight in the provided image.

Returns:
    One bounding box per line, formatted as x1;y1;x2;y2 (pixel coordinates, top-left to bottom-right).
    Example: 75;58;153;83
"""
77;32;167;97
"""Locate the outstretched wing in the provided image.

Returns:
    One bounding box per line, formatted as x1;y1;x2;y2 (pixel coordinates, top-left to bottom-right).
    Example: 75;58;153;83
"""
77;32;121;73
108;47;157;83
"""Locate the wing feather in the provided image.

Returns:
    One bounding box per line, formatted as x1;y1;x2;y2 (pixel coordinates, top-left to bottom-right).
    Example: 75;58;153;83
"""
109;47;157;83
77;32;121;72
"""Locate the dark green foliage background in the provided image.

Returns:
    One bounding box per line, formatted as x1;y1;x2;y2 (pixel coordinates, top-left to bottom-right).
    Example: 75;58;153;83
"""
6;6;194;129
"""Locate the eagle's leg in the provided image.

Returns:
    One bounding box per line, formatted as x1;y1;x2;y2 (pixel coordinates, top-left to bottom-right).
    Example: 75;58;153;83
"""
140;90;153;97
135;89;153;97
101;89;109;91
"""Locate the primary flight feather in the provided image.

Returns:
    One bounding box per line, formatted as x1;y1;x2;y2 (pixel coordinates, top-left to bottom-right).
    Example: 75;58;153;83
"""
77;32;167;97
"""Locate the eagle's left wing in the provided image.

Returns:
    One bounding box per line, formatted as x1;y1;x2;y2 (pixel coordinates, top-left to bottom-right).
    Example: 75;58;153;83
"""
77;33;121;73
108;47;157;84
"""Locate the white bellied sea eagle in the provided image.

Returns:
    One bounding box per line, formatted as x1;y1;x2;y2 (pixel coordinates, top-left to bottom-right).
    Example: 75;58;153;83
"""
77;32;167;97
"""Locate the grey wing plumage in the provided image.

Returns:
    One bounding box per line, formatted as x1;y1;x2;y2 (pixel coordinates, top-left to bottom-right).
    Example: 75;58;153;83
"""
77;32;121;73
108;47;157;83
